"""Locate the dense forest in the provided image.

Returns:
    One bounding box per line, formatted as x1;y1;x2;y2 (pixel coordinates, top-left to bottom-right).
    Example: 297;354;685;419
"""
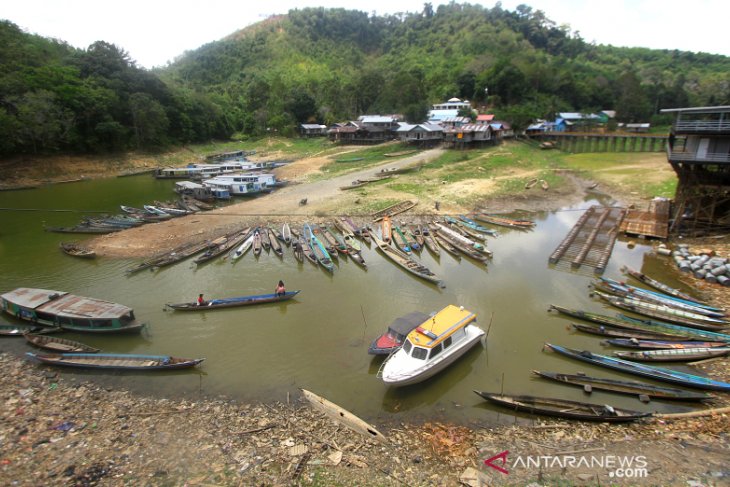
1;2;729;156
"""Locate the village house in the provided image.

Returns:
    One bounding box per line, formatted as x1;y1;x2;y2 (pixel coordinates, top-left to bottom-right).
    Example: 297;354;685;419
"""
395;123;444;147
299;123;328;137
442;123;493;148
427;97;474;122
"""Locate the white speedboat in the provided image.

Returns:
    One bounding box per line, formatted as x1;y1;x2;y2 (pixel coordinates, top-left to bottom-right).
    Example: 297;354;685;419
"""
379;305;484;386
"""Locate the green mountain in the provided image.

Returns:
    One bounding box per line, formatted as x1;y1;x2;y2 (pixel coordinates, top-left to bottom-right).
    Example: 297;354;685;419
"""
1;3;729;156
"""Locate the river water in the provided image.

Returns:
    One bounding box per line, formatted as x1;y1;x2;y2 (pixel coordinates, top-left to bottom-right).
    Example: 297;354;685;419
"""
0;176;699;425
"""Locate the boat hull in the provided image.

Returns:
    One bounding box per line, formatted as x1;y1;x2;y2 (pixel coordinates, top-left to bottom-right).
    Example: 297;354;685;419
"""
26;352;204;370
166;291;300;311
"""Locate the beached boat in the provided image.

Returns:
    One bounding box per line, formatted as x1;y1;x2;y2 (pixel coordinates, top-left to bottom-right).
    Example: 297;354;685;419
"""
432;226;488;263
314;226;339;259
532;371;710;402
434;222;492;256
379;305;483;386
544;343;730;391
260;226;271;252
45;224;121;234
392;224;412;254
120;205;144;214
0;324;47;336
292;239;304;262
59;242;96;259
370;233;443;287
525;178;538;189
571;323;688;341
143;205;171;216
194;228;249;265
1;288;145;334
596;278;725;318
253;229;262;256
25;333;99;353
421;225;440;256
409;225;425;249
26;352;204;370
549;304;730;342
297;235;317;265
166;291;300;311
229;231;255;261
613;346;730;362
304;224;334;272
457;215;499;237
622;266;710;307
324;226;348;255
368;311;431;355
371;200;416;222
300;389;388;443
473;391;651;422
472;213;535;229
281;223;292;246
592;290;729;330
267;227;284;258
127;239;214;274
381;216;393;244
431;230;461;259
603;338;729;349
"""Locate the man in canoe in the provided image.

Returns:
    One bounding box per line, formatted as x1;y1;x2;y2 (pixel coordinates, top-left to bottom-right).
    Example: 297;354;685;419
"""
197;294;206;306
275;281;286;297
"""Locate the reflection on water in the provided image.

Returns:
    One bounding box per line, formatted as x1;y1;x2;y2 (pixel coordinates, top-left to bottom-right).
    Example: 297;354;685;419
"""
0;177;698;425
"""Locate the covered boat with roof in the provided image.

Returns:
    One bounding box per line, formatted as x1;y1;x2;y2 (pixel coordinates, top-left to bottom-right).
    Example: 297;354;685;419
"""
368;311;431;355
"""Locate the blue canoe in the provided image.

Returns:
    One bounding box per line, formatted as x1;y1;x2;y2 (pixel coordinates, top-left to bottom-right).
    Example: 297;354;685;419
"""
166;291;300;310
544;343;730;391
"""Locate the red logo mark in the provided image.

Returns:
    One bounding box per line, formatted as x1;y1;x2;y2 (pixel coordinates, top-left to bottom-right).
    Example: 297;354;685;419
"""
484;450;510;474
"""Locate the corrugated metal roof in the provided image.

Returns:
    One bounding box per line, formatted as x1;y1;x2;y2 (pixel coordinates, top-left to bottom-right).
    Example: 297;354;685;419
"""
476;114;494;121
444;124;491;133
1;288;68;309
359;116;397;123
39;294;133;319
300;124;326;129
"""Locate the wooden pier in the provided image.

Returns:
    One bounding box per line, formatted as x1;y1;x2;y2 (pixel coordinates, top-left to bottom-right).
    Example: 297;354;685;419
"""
530;133;666;153
549;206;627;274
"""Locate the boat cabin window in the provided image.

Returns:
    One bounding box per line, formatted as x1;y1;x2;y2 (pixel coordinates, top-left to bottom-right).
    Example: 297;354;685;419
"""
443;336;453;349
411;346;428;360
403;340;412;355
35;311;56;323
429;343;443;359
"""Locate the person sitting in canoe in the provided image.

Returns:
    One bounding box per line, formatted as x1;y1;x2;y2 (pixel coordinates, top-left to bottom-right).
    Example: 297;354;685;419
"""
275;281;286;297
197;294;206;306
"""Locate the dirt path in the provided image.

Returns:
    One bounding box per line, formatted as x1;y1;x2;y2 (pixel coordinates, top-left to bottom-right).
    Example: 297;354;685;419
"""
90;149;445;258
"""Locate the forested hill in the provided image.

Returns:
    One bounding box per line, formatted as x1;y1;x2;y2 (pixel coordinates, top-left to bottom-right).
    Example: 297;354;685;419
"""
2;3;729;157
164;3;729;133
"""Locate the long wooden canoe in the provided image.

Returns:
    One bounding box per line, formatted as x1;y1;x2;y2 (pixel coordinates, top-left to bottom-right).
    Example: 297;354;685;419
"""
371;200;416;222
603;338;729;350
570;323;689;341
621;265;711;308
531;371;710;402
544;343;730;391
370;233;443;287
300;389;388;443
614;346;730;362
167;291;300;311
474;391;651;422
25;333;100;353
304;224;334;272
381;216;393;244
127;238;213;274
60;242;96;259
472;213;535;229
193;228;250;265
26;352;204;370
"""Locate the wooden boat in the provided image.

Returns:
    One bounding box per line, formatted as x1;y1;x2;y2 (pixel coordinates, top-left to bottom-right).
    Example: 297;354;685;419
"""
26;352;204;370
593;290;729;330
260;226;271;252
1;288;145;334
549;304;730;342
524;178;538;189
340;180;369;190
300;389;388;443
143;205;170;216
444;217;488;241
368;311;430;355
229;231;255;261
544;343;730;391
571;323;688;341
457;215;499;237
324;225;348;255
371;200;416;222
167;291;300;310
434;222;491;256
194;228;249;265
297;235;317;265
392;224;412;254
410;225;426;249
292;239;304;262
126;238;215;273
622;265;709;307
380;305;483;385
381;216;393;244
45;224;120;234
532;371;710;402
315;226;340;258
59;242;96;259
614;347;730;362
474;391;651;422
421;225;440;256
253;229;262;256
472;213;535;229
596;278;725;318
281;223;292;246
340;217;363;238
370;233;443;287
0;324;46;336
25;333;99;353
603;338;729;350
432;226;488;263
267;227;284;258
120;205;144;214
304;224;334;272
431;230;461;259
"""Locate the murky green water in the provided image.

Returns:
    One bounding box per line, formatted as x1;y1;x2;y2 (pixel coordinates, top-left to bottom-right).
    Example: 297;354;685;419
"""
0;176;699;425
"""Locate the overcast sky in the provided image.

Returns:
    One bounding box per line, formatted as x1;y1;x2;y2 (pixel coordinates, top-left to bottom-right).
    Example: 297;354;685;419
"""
2;0;727;69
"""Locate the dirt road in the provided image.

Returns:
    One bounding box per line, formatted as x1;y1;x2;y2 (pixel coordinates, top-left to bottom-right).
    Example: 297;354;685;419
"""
90;149;445;258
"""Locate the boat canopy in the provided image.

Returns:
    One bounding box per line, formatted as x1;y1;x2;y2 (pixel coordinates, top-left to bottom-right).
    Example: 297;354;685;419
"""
406;305;476;349
388;311;431;336
2;288;133;319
